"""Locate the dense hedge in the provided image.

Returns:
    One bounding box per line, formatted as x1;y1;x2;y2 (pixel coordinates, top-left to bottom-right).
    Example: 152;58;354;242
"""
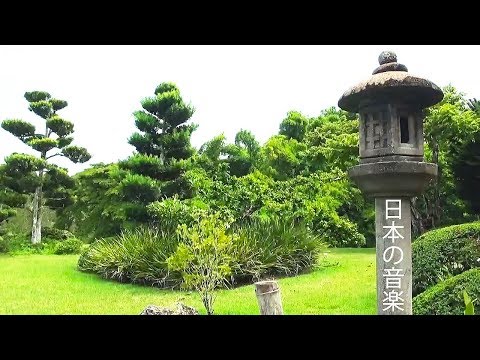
78;219;326;289
413;268;480;315
412;222;480;296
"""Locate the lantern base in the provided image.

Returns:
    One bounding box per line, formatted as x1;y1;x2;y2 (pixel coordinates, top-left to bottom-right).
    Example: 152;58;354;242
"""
348;161;437;197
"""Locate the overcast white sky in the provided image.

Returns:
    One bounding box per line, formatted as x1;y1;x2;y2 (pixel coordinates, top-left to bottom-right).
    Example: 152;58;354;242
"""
0;45;479;174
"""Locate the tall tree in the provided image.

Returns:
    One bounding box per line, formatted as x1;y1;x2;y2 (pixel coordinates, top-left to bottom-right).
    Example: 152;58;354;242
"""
119;82;197;222
411;86;480;234
224;130;260;177
1;91;91;243
55;163;131;239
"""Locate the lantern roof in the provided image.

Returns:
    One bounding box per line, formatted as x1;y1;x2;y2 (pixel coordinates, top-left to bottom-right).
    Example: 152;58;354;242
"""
338;51;444;113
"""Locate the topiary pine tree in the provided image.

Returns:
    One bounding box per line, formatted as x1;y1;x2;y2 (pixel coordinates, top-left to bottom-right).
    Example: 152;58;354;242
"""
1;91;91;244
119;82;197;222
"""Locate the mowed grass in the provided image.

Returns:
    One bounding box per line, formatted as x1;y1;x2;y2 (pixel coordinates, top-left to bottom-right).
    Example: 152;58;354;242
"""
0;248;376;315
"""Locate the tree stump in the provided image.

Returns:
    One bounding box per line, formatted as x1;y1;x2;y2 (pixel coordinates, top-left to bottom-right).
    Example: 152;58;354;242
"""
254;280;284;315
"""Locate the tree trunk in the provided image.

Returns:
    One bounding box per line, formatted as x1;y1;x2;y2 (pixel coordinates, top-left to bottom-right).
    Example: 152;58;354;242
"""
255;280;284;315
31;181;43;244
431;142;440;228
31;126;48;244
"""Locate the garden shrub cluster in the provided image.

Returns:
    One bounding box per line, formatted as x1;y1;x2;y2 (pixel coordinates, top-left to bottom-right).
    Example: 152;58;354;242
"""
412;222;480;296
78;227;183;288
413;268;480;315
78;217;327;289
0;229;85;255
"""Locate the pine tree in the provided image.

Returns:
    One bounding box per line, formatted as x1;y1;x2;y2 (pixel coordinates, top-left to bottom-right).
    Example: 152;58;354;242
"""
1;91;91;243
119;82;196;221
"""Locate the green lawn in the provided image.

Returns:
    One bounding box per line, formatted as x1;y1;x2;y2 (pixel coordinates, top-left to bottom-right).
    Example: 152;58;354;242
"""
0;248;376;315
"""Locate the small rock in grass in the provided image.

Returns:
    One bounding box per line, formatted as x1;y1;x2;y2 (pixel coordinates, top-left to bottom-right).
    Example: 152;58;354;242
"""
140;302;199;315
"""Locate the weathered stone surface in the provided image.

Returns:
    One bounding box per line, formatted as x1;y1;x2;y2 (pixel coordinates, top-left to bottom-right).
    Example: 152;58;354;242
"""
375;197;412;315
338;51;443;113
338;71;443;112
372;62;408;74
378;51;397;65
348;161;437;197
140;302;199;315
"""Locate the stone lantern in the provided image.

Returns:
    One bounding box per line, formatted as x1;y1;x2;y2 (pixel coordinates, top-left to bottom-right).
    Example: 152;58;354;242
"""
338;51;443;315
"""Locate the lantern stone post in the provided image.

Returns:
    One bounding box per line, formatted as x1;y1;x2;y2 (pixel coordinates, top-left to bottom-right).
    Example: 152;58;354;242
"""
338;51;444;315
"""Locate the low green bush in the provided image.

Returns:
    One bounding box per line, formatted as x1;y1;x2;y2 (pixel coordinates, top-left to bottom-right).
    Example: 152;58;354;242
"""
52;238;84;254
412;222;480;296
413;268;480;315
42;227;74;241
0;229;85;255
0;235;6;253
78;227;183;288
231;219;327;284
78;217;326;289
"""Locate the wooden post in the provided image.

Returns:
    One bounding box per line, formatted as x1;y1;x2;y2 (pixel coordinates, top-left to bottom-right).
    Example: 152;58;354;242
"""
254;280;284;315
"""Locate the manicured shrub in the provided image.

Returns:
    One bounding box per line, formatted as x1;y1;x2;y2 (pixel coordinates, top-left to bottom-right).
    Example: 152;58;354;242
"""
412;222;480;296
413;268;480;315
52;238;84;254
78;216;326;289
42;227;74;241
230;219;327;284
78;227;183;288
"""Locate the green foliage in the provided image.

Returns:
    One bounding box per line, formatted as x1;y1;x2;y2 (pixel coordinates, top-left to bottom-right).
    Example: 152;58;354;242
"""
133;111;159;133
414;85;480;233
147;197;208;233
119;154;164;179
412;222;480;296
0;229;83;255
78;212;326;298
279;111;308;141
42;227;74;240
303;108;359;173
120;173;160;204
230;219;327;284
28;100;53;119
78;227;183;288
0;208;16;223
3;153;46;175
464;290;475;315
155;82;178;94
120;82;197;223
452;131;480;214
49;99;68;111
260;135;306;180
27;137;58;153
44;165;75;190
24;91;51;102
52;238;84;255
1;119;35;140
1;90;90;244
413;268;480;315
55;164;131;240
0;232;28;254
57;136;73;148
61;145;91;163
46;116;74;137
167;215;234;314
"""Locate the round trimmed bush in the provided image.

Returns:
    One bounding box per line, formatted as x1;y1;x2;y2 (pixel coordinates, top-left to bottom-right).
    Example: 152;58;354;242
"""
53;238;84;254
413;268;480;315
412;222;480;296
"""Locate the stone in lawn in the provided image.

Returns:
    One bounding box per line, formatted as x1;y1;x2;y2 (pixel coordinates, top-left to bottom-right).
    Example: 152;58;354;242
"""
140;302;199;315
